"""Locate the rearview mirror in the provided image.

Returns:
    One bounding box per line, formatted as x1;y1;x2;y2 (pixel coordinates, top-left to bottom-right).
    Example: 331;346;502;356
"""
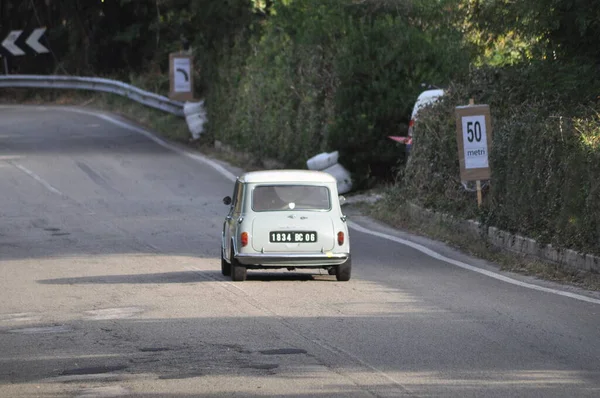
223;196;232;205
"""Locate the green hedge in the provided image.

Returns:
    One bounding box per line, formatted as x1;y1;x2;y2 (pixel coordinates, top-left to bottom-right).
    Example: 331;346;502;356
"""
399;62;600;255
206;0;469;187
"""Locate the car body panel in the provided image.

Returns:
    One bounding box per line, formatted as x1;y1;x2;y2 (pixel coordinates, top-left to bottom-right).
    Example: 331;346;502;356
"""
250;212;336;253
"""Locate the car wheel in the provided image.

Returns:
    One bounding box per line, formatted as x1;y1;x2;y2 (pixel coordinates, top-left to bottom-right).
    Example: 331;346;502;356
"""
230;247;247;282
336;258;351;282
221;247;231;276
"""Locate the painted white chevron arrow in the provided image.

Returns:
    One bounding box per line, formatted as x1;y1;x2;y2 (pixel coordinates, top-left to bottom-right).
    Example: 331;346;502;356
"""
26;28;49;54
2;30;25;56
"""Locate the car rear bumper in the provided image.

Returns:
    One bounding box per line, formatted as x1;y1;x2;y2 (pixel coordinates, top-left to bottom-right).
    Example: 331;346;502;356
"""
235;252;349;267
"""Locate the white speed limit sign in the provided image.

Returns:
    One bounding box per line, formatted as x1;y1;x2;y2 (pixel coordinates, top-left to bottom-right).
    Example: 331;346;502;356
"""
455;103;492;181
462;115;488;169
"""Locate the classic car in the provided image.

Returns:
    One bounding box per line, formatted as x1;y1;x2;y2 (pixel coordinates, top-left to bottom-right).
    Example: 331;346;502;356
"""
221;170;351;282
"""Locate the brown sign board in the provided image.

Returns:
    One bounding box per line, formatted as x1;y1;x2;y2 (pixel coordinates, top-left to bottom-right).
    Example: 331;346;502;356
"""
169;53;195;101
455;104;492;181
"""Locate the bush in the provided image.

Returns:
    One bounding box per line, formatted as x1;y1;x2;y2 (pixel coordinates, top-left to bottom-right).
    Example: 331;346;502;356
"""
398;61;600;255
206;0;470;187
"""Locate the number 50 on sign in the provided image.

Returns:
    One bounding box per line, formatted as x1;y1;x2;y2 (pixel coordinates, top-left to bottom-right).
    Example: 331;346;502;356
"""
455;104;493;181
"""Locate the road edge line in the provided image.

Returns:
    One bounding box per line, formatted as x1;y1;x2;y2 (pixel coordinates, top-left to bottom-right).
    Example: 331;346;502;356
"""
64;107;237;183
349;221;600;305
11;162;65;196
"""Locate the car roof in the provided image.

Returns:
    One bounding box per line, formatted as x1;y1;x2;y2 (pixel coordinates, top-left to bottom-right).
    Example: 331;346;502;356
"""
416;88;445;102
411;89;445;119
239;169;337;184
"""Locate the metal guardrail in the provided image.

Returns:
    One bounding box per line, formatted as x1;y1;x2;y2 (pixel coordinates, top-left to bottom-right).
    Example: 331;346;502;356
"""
0;75;185;117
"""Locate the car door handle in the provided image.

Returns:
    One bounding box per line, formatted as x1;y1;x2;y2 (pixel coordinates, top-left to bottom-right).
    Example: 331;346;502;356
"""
226;215;232;221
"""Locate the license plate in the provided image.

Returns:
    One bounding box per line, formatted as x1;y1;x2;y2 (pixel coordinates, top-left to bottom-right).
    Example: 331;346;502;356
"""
269;231;317;243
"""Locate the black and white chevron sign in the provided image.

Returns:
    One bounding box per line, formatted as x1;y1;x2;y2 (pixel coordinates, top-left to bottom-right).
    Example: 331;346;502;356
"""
0;28;49;57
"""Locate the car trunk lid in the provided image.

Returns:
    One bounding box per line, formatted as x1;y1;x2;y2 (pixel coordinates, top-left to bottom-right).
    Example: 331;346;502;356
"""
251;212;335;253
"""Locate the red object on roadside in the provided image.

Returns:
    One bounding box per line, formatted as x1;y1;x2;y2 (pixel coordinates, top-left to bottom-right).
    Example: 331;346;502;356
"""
388;136;412;144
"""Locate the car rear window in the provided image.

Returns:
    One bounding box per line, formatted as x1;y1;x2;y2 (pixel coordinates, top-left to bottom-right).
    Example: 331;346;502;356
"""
252;185;331;211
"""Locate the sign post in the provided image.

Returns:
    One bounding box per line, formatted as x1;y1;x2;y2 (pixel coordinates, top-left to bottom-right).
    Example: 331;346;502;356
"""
455;99;492;207
168;52;194;101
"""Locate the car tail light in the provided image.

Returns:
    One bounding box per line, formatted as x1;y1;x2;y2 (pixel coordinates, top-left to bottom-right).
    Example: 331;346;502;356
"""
337;231;344;246
241;232;249;247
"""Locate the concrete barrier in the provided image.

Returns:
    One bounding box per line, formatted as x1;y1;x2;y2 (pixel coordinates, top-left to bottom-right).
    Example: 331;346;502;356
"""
183;101;207;140
306;151;353;194
306;151;339;171
323;163;353;194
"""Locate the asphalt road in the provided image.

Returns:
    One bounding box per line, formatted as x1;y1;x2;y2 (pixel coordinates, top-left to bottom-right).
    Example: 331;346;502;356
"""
1;105;599;398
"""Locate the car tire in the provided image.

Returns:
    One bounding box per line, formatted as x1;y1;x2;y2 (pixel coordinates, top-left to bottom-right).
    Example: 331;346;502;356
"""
221;247;231;276
336;258;351;282
230;247;247;282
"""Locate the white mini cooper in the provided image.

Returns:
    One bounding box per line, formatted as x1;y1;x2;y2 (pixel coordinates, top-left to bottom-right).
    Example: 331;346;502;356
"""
221;170;351;282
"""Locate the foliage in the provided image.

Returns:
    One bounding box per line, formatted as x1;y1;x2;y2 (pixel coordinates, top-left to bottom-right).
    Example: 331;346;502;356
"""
330;2;469;186
2;0;257;90
401;62;600;255
465;0;600;64
207;0;470;186
206;0;342;168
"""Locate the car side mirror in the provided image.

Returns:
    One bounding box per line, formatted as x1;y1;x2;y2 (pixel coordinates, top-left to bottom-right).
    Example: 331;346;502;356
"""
223;196;232;205
339;195;347;206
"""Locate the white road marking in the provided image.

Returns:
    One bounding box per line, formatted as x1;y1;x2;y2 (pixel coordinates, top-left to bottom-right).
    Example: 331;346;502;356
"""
63;108;237;182
349;221;600;306
11;162;64;196
43;107;600;306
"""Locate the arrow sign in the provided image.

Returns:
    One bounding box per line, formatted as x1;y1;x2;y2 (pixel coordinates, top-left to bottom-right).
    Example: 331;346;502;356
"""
2;30;25;56
169;53;195;101
25;28;49;54
173;57;191;93
0;28;50;57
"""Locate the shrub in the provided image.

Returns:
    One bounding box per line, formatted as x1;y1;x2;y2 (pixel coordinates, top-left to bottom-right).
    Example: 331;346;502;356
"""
207;0;470;187
399;61;600;255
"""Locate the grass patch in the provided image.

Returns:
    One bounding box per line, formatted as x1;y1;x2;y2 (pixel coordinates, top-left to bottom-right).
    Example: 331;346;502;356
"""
360;198;600;292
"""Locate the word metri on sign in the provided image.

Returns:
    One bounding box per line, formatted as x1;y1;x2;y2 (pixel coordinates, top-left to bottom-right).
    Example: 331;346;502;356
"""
461;115;489;169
